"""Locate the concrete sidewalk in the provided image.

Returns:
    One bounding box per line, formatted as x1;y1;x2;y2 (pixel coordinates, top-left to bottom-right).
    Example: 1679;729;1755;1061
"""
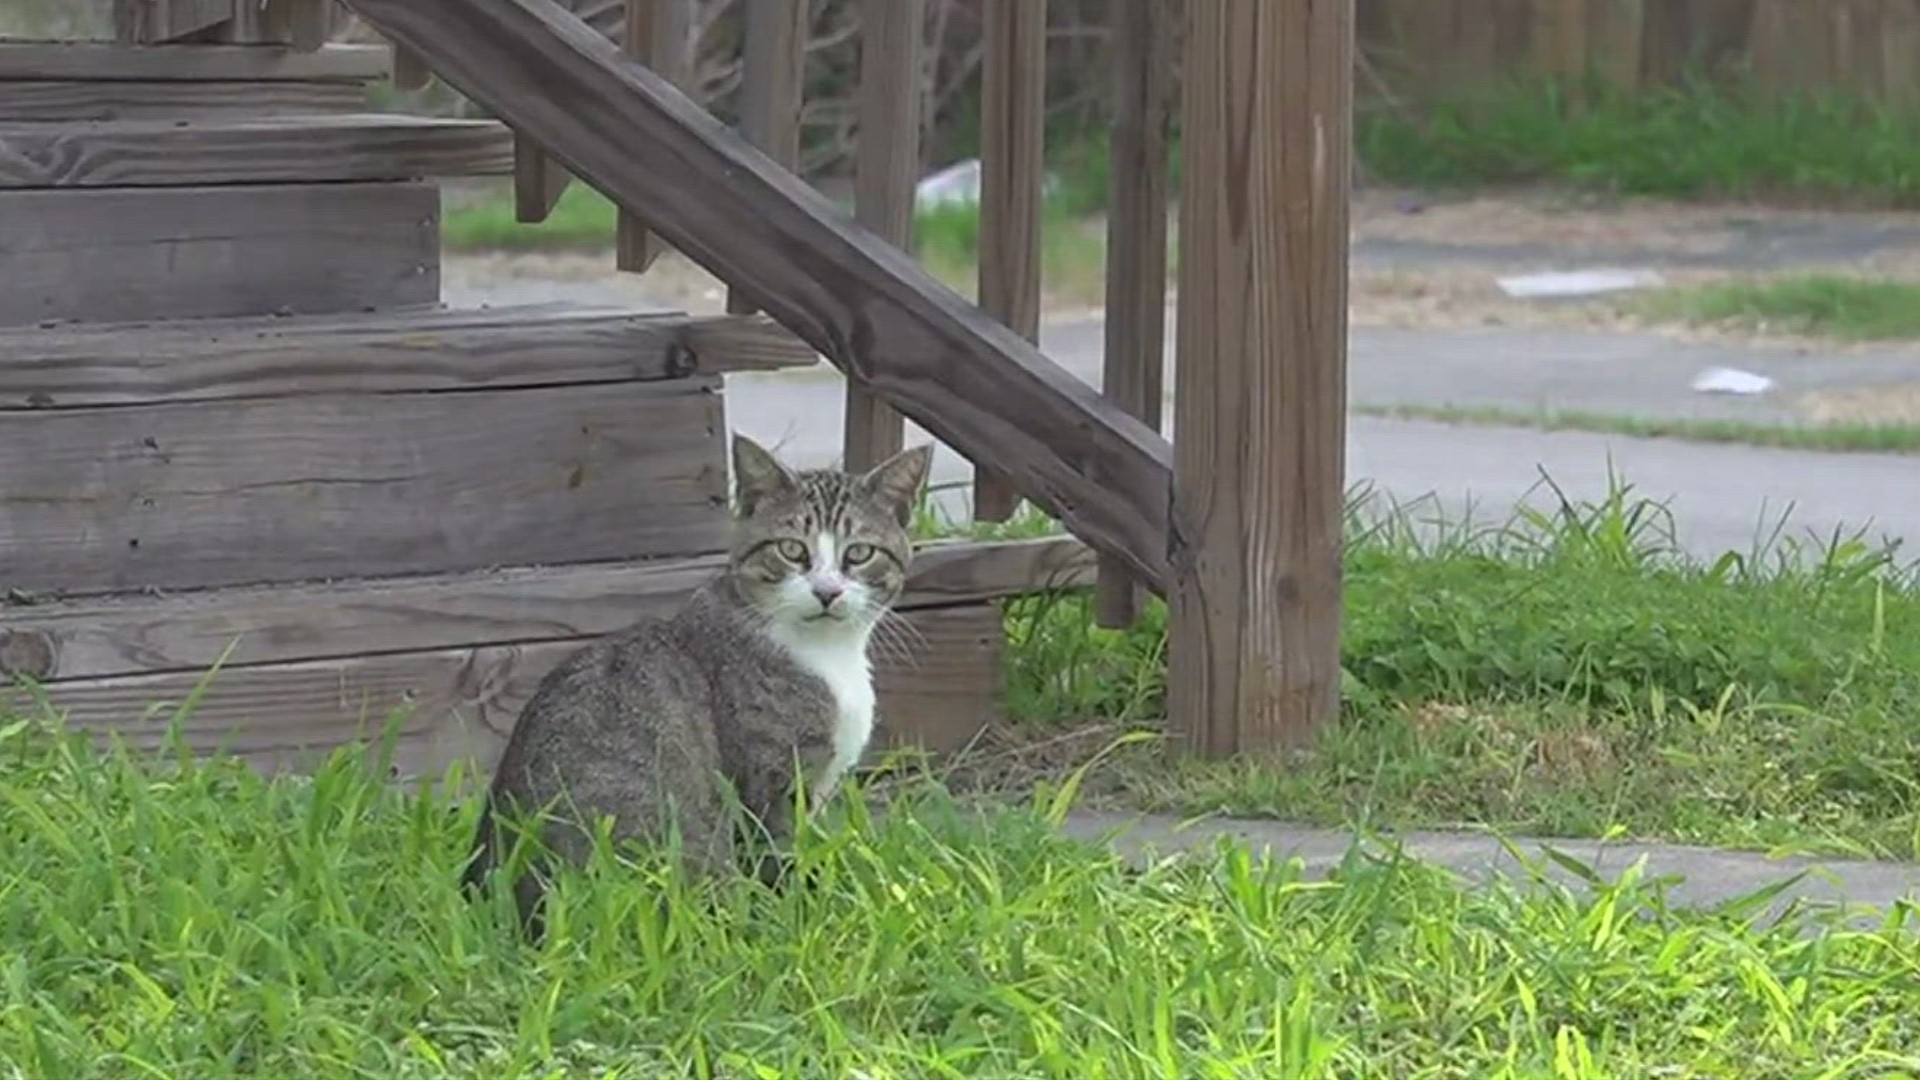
1060;809;1920;924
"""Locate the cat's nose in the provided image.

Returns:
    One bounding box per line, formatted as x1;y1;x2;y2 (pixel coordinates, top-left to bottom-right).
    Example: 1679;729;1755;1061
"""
811;581;845;609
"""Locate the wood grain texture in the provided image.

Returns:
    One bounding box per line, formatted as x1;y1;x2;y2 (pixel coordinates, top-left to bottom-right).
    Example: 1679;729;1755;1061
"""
1585;0;1646;92
842;0;924;472
0;182;436;327
259;0;341;50
18;604;1004;778
1;378;728;597
512;130;573;223
0;80;365;121
870;603;1004;754
113;0;235;43
0;113;510;187
337;0;1175;590
616;0;693;273
1093;0;1172;631
972;0;1047;523
0;42;390;82
1169;0;1350;758
391;45;433;90
727;0;810;316
2;535;1085;682
0;308;815;408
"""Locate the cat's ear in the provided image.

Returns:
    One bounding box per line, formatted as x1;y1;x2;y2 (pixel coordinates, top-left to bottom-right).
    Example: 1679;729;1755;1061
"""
732;434;798;515
860;442;934;528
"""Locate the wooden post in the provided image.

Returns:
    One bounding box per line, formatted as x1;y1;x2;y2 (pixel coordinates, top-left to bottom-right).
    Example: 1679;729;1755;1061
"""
972;0;1045;522
727;0;810;316
1093;0;1171;630
618;0;694;273
1587;0;1646;94
1169;0;1351;758
392;46;434;90
114;0;236;43
842;0;924;471
513;132;572;223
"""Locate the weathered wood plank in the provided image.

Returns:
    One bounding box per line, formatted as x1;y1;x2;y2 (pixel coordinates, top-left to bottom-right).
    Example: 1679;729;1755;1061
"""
0;182;437;327
0;114;510;188
1094;0;1171;631
259;0;342;50
0;79;365;120
0;378;728;597
1;536;1086;683
0;42;390;82
726;0;809;316
19;604;1003;778
113;0;236;43
1170;0;1350;758
0;308;812;409
842;0;923;472
339;0;1173;590
972;0;1047;524
871;603;1004;754
391;45;434;90
615;0;693;273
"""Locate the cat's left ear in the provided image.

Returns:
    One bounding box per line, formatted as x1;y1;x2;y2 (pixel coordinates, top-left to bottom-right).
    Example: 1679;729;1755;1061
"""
859;442;935;528
733;433;799;515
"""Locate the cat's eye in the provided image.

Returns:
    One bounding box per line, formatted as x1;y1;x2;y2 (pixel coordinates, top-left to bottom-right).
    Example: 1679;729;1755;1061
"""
843;543;877;566
776;539;810;563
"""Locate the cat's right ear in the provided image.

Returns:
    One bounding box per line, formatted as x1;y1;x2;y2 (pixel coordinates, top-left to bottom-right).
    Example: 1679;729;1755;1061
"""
732;433;798;515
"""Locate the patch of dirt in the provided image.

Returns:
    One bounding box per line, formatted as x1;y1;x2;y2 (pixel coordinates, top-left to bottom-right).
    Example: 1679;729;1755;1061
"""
1353;185;1920;257
1795;383;1920;425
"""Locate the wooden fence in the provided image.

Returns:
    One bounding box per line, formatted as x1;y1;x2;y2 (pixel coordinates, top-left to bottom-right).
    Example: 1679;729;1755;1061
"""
1364;0;1920;107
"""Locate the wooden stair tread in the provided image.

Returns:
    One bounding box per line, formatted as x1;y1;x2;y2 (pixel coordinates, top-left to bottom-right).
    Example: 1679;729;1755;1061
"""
0;304;820;408
0;113;513;186
0;41;391;82
0;537;1092;682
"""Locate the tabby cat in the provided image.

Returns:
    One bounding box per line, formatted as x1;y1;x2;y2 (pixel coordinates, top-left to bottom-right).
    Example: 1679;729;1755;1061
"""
462;434;933;936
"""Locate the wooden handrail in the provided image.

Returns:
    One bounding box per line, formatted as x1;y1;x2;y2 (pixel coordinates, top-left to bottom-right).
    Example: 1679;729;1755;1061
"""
340;0;1174;590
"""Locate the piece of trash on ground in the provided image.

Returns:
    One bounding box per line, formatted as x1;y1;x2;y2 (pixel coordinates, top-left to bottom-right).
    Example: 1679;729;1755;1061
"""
1690;366;1776;395
1497;267;1666;299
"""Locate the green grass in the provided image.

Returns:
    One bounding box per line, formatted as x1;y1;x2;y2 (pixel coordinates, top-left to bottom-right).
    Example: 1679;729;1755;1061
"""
1354;402;1920;455
1357;77;1920;205
1639;275;1920;341
974;478;1920;861
441;184;1125;306
441;183;622;252
3;720;1919;1078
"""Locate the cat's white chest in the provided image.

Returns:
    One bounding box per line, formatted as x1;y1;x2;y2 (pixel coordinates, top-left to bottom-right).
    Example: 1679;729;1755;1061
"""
768;625;876;803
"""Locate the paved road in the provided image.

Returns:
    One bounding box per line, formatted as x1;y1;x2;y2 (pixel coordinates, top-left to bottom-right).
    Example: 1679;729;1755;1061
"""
728;351;1920;563
444;263;1920;563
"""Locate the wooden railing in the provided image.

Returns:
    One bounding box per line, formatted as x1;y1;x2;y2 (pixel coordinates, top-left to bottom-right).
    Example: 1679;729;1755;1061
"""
321;0;1352;758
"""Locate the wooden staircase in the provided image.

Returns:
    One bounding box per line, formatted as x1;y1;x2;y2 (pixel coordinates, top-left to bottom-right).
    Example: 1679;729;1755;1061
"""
0;31;1070;777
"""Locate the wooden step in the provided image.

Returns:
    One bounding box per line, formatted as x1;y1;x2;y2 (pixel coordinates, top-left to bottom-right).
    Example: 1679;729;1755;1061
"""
0;538;1088;776
0;113;511;187
0;41;390;82
0;79;369;121
0;305;820;407
1;181;439;326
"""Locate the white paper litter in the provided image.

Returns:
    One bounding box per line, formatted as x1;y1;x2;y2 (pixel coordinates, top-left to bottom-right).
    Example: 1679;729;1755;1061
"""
1497;267;1666;299
916;159;982;207
1690;366;1776;395
915;158;1061;209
